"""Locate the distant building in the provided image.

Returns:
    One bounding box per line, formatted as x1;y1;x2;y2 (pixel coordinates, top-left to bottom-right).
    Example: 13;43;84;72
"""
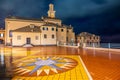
77;32;100;47
5;4;75;46
0;28;5;44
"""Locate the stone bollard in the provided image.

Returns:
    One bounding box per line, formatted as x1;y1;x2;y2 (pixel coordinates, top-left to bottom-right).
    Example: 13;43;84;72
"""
77;43;80;47
64;43;66;46
57;41;59;46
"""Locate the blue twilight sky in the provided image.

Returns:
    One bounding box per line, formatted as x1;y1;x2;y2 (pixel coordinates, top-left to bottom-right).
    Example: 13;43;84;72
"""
0;0;120;42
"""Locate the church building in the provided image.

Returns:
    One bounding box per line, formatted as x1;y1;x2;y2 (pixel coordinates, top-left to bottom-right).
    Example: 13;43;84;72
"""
5;4;75;46
77;32;100;47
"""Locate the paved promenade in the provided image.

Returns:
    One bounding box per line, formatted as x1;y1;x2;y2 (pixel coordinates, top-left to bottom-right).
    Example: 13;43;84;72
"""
0;46;120;80
12;56;91;80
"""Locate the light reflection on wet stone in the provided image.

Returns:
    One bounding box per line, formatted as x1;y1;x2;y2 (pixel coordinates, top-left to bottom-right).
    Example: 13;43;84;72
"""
0;46;120;80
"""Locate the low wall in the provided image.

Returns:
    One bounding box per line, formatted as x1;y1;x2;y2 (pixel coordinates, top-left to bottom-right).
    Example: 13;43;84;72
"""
85;47;120;52
58;45;79;48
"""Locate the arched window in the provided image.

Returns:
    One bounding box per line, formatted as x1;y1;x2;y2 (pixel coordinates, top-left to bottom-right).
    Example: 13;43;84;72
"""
61;29;64;32
43;27;45;30
46;27;48;30
52;28;54;31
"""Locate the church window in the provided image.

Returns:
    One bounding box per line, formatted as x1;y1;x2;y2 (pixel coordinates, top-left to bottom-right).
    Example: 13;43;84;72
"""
43;27;45;30
56;29;58;31
52;28;54;31
52;34;55;39
44;34;47;39
17;35;21;40
61;29;64;32
43;27;48;30
46;27;48;30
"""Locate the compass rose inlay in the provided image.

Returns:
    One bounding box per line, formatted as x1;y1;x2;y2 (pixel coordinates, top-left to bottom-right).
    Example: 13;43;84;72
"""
13;56;78;76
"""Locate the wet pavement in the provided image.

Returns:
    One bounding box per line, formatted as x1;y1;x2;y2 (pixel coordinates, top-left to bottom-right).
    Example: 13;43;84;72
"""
0;46;120;80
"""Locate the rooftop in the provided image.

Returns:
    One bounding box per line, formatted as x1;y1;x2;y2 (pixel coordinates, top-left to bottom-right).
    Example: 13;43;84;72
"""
77;32;99;37
42;23;61;27
6;16;43;21
12;24;41;32
43;16;61;21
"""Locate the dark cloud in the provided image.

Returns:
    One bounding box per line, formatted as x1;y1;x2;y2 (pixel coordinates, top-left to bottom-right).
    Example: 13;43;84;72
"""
0;0;120;42
0;0;46;17
91;0;107;4
54;0;120;18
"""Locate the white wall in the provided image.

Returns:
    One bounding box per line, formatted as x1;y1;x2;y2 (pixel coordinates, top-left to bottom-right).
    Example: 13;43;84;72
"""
41;26;57;45
12;32;41;46
67;29;75;43
5;19;44;45
56;27;67;44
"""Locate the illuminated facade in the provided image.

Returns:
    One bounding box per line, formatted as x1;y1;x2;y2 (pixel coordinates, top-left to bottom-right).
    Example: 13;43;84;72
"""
77;32;100;47
5;4;75;46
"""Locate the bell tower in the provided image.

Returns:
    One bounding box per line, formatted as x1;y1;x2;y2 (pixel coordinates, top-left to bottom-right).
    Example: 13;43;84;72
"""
48;4;56;18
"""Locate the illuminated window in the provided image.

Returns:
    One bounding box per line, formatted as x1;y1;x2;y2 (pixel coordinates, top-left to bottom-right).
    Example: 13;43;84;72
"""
0;33;4;38
17;36;21;40
1;33;4;37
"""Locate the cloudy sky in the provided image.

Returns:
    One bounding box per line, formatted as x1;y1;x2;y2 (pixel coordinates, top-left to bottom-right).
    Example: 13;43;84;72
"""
0;0;120;42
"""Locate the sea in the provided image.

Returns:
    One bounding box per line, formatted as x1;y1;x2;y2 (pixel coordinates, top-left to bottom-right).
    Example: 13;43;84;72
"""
100;43;120;49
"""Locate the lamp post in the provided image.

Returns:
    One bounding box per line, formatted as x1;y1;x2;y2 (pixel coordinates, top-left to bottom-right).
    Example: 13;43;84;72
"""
108;43;111;59
70;38;74;46
108;43;111;49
